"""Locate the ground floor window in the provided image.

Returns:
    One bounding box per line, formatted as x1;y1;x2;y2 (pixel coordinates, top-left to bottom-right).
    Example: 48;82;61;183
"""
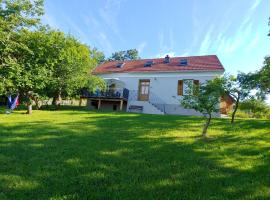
178;79;199;96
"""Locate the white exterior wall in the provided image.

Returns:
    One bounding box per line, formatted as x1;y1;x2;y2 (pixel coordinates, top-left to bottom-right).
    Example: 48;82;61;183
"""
97;71;224;116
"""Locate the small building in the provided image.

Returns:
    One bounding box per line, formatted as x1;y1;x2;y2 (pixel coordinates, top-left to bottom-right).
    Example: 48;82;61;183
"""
220;94;235;115
82;55;230;116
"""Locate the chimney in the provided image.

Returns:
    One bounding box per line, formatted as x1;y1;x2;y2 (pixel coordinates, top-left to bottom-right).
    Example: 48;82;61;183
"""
164;55;170;63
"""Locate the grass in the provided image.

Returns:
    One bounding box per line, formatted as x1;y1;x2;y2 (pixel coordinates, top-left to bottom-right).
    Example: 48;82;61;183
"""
0;107;270;200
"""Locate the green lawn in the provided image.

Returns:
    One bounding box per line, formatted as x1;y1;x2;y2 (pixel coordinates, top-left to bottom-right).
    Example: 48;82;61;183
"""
1;108;270;200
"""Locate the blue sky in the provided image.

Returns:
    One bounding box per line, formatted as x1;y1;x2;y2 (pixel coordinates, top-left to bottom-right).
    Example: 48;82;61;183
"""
43;0;270;74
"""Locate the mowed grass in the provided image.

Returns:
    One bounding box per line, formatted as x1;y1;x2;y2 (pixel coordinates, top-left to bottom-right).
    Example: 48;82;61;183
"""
0;107;270;200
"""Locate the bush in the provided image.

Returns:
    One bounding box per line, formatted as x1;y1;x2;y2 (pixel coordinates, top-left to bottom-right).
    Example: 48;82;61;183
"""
232;99;270;119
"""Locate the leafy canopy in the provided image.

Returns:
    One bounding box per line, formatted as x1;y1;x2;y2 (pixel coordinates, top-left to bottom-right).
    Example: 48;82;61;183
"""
108;49;140;61
181;77;225;115
0;0;44;95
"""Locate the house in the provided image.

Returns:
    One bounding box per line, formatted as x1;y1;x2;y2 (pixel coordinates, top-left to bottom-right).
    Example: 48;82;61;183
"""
82;55;230;116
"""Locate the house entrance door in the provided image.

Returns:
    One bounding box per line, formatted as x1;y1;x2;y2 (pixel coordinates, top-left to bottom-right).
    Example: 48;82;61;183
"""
138;79;150;101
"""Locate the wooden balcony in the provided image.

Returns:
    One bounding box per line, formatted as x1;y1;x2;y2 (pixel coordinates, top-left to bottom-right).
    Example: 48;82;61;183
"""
80;88;129;111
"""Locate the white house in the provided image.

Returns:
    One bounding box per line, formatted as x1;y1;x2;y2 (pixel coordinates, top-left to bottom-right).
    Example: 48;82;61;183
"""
82;55;227;116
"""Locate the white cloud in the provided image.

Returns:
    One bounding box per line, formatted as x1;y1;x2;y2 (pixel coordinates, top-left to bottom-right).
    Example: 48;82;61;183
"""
65;17;90;44
155;52;176;58
97;32;113;55
82;14;115;55
199;26;214;55
221;21;253;54
158;28;174;54
137;42;147;54
180;52;189;57
250;0;262;12
43;13;59;28
241;0;262;28
246;32;261;51
99;0;124;42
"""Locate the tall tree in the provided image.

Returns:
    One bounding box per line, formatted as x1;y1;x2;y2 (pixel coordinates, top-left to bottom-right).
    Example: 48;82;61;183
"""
224;74;251;123
181;78;225;138
43;32;104;107
108;49;140;61
92;47;105;64
5;29;54;114
246;56;270;100
0;0;44;113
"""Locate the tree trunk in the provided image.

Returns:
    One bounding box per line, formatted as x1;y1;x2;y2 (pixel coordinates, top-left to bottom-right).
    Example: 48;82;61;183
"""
52;91;62;109
27;103;32;114
202;114;212;138
34;97;41;110
26;91;33;114
231;94;240;124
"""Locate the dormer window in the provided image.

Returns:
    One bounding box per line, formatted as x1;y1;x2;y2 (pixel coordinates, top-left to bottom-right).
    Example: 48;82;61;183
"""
179;59;188;66
116;62;125;68
144;60;154;67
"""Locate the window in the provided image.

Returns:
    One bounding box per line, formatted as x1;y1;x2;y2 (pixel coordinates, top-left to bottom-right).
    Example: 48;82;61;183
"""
144;60;154;67
116;62;125;68
179;59;188;66
140;81;150;94
177;80;183;95
183;79;193;95
178;79;199;96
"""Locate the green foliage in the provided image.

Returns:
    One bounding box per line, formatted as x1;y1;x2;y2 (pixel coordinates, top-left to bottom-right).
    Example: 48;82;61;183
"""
1;109;270;199
108;49;140;61
228;109;252;119
91;47;105;64
181;77;225;115
239;98;270;119
0;0;44;97
41;31;104;99
0;0;105;112
224;73;251;101
245;56;270;99
268;17;270;36
181;77;226;136
0;0;44;31
223;73;252;123
257;56;270;95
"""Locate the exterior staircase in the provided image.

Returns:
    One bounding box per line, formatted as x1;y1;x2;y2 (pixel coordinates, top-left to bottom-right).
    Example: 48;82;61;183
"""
127;90;166;115
128;101;164;115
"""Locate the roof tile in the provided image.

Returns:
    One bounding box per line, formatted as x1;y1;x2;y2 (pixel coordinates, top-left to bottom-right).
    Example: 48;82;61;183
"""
93;55;224;74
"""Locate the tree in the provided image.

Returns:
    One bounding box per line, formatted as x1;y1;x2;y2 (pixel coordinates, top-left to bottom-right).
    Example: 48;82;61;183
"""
0;0;44;113
43;31;104;107
224;73;251;123
181;77;225;138
6;29;55;114
256;56;270;95
108;49;140;61
244;56;270;102
268;17;270;36
92;48;105;64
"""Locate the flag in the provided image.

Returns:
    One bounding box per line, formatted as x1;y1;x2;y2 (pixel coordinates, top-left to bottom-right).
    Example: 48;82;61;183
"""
11;95;19;110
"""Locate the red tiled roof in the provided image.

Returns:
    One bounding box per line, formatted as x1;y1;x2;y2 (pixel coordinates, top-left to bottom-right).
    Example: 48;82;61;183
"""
93;55;224;74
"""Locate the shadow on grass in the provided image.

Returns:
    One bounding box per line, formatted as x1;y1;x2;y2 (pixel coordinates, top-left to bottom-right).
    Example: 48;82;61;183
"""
0;111;270;200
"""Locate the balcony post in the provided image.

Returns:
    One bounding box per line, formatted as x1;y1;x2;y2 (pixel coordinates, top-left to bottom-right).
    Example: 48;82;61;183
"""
79;97;82;106
98;99;101;110
120;100;123;111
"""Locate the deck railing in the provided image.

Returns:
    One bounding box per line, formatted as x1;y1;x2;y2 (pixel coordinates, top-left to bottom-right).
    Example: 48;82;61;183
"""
81;88;129;100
